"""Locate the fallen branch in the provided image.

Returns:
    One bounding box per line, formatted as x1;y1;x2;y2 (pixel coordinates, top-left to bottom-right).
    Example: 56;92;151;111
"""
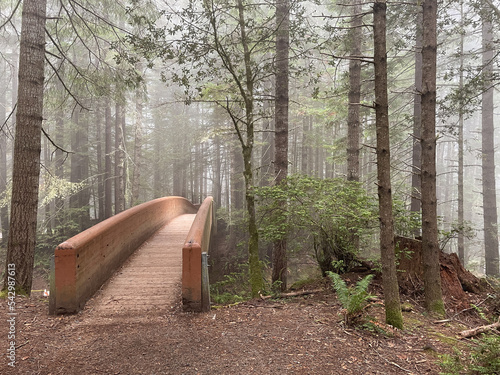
260;288;323;300
459;321;500;339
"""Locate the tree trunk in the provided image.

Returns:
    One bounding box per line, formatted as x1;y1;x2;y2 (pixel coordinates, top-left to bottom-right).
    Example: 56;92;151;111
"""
237;0;264;297
272;0;290;292
259;98;274;187
70;107;90;230
213;134;222;210
481;10;499;276
104;99;113;219
0;62;8;245
421;0;445;315
96;102;105;221
301;116;308;174
54;83;66;230
132;82;144;206
411;5;423;237
231;139;244;210
2;0;47;294
347;2;362;182
457;0;465;264
373;0;403;329
114;102;125;214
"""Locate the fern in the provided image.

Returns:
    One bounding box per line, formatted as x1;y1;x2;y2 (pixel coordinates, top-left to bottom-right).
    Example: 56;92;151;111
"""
327;272;375;325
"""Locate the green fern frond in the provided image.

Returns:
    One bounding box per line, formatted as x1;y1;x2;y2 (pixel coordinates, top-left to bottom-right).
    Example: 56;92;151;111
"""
327;272;374;318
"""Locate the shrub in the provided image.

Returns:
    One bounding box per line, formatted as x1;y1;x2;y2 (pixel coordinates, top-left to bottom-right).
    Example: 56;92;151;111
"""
257;175;378;276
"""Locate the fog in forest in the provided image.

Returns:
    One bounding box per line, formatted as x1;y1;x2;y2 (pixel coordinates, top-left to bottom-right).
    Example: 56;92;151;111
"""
1;0;499;290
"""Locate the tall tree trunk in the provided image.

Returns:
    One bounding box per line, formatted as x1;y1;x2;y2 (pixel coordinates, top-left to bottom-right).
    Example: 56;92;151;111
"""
54;84;65;231
213;135;222;210
411;4;423;237
373;0;403;329
114;102;125;214
237;0;264;297
132;82;144;206
3;0;47;294
457;0;465;264
421;0;445;315
231;139;244;210
104;99;113;219
70;108;90;230
0;63;8;244
481;9;499;276
301;116;308;174
272;0;290;291
96;102;105;221
347;2;362;182
259;99;274;187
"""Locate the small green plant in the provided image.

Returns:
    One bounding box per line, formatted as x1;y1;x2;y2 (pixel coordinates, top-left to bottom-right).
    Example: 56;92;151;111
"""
469;334;500;374
439;349;464;375
210;264;251;305
327;272;375;325
439;334;500;375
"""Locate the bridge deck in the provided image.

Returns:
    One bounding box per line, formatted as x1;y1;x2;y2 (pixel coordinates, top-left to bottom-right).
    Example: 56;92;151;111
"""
85;213;196;316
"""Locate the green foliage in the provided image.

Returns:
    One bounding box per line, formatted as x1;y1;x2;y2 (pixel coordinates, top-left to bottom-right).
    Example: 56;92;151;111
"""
35;208;87;274
210;264;251;305
440;334;500;375
439;348;465;375
327;272;375;325
439;221;476;251
257;175;378;275
392;197;421;236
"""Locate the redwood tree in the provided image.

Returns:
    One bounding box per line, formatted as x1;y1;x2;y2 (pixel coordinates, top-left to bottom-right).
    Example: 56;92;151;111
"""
2;0;47;294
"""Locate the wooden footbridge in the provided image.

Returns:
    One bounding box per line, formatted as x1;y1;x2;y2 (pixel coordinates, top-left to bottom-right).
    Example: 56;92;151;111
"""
49;196;214;315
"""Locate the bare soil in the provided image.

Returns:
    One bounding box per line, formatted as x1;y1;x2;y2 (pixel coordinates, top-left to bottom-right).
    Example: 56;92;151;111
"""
1;275;493;375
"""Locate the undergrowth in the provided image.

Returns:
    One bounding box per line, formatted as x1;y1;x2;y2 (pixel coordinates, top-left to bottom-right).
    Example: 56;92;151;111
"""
439;333;500;374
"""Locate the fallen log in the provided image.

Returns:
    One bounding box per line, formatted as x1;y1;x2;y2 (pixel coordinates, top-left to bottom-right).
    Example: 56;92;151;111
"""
260;288;323;300
458;321;500;338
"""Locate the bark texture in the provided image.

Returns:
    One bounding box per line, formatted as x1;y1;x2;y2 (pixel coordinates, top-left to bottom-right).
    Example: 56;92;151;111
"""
373;0;403;329
481;11;499;276
3;0;47;294
420;0;445;315
272;0;290;291
347;2;362;182
411;6;423;236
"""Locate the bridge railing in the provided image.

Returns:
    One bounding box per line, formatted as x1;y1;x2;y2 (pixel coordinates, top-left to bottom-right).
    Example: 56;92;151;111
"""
50;197;198;314
182;196;214;312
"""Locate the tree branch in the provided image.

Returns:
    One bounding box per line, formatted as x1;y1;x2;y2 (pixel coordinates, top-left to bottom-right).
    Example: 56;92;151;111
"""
0;0;21;31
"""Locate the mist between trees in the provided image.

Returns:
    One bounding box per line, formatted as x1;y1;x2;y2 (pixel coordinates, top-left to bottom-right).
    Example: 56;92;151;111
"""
0;0;499;321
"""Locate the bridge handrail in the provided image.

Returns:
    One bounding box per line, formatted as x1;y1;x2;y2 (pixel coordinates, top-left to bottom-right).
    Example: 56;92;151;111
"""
182;196;214;312
50;196;198;314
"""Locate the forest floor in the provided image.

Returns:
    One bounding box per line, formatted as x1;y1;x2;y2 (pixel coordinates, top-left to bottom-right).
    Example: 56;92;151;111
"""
1;273;496;375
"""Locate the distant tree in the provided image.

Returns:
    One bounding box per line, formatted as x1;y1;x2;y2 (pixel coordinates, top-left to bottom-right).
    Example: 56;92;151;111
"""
372;0;403;329
115;101;126;213
2;0;47;294
0;60;8;245
347;2;362;183
124;0;313;296
420;0;445;315
457;0;465;265
480;5;499;276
